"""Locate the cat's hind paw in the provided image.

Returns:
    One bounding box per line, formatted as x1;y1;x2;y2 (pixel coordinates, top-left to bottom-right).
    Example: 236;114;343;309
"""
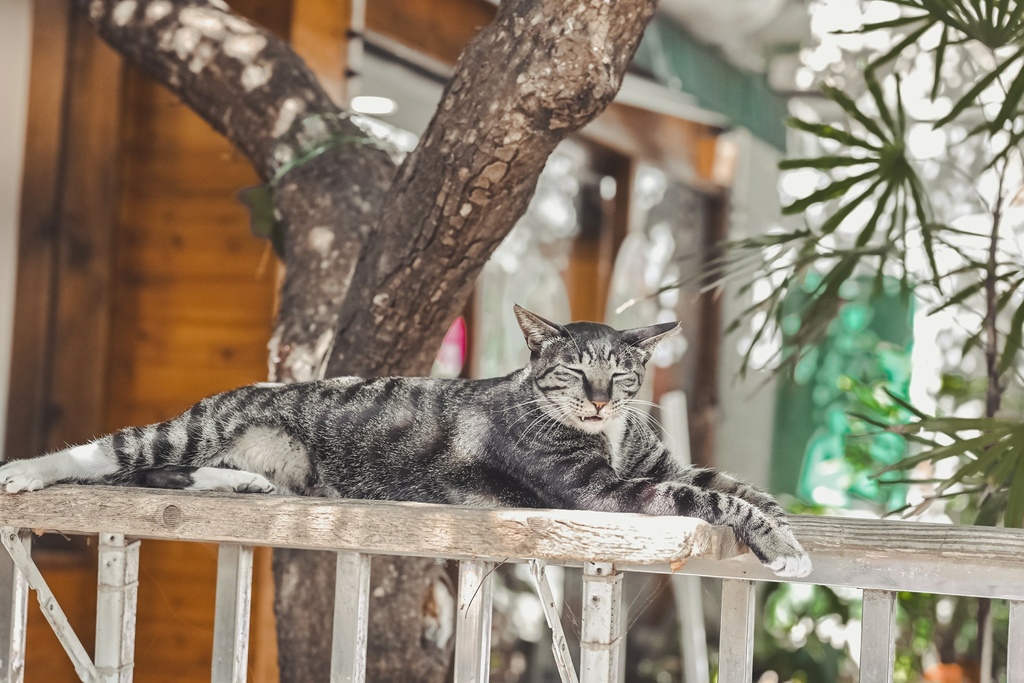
234;473;276;494
0;462;48;494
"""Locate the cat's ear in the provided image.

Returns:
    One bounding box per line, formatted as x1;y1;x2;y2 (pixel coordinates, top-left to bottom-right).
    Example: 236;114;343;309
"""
620;322;681;358
513;304;564;352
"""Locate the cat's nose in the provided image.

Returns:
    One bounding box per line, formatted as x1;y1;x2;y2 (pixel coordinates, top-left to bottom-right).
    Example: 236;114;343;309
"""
592;401;608;414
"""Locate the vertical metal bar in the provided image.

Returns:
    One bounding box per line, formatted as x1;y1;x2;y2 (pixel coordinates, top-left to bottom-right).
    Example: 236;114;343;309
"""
859;590;896;683
718;580;755;683
330;552;371;683
580;562;623;683
528;560;579;683
211;544;253;683
453;560;494;683
1008;601;1024;683
95;533;140;683
0;529;29;683
672;574;709;683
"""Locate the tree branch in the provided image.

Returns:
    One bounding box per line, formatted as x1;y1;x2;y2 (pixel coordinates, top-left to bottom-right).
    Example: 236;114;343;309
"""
327;0;658;376
81;0;383;180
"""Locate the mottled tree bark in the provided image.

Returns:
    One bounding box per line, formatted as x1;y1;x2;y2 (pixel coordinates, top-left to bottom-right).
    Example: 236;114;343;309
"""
81;0;657;679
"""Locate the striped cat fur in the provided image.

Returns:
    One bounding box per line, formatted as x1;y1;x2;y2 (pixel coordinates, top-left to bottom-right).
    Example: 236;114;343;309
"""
0;305;810;577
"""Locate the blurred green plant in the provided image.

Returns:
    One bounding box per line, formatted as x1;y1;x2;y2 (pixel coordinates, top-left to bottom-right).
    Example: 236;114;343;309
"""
719;0;1024;529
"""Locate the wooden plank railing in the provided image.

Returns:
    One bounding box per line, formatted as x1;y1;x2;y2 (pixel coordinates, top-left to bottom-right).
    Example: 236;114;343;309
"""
1;485;1023;683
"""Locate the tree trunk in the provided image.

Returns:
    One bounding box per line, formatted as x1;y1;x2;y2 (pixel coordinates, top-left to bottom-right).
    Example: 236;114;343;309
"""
81;0;658;679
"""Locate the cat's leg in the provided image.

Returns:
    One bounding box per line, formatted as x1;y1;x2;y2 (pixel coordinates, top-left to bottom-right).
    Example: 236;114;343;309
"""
625;445;792;523
653;481;809;577
130;465;276;493
682;467;790;523
0;441;118;493
551;456;811;578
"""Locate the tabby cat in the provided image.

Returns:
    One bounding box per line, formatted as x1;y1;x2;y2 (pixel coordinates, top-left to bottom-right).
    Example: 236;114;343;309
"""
0;305;810;577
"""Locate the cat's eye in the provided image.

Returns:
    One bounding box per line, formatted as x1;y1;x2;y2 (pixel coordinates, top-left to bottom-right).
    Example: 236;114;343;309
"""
612;372;633;380
561;366;585;376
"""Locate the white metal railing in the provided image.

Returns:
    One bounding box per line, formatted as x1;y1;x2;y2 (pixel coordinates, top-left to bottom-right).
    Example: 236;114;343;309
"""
1;485;1023;683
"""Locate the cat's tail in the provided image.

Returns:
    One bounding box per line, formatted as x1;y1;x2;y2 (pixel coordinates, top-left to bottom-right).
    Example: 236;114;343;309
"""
0;438;120;493
0;383;291;494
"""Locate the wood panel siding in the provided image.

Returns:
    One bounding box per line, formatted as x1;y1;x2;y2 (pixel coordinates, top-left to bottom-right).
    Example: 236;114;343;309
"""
366;0;495;65
4;0;121;461
107;73;276;429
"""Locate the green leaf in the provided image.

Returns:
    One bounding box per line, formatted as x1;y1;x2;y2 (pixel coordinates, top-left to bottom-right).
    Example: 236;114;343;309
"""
963;329;985;358
855;180;895;246
906;177;941;284
996;275;1024;312
877;433;1005;474
787;118;881;150
238;184;285;258
929;279;986;314
912;416;1012;433
864;69;897;134
779;156;875;170
865;22;933;78
975;490;1008;526
1003;458;1024;528
822;85;889;140
992;65;1024;132
998;297;1024;375
881;388;929;419
782;169;879;215
931;25;950;99
833;15;930;33
933;47;1024;127
818;177;885;235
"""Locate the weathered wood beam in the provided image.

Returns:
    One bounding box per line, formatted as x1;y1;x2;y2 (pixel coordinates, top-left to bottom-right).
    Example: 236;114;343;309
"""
0;486;741;565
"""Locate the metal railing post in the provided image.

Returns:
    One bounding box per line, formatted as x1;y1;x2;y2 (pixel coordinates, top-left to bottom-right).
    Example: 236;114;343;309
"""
718;579;755;683
453;560;494;683
330;552;371;683
1009;600;1023;683
0;530;28;683
211;544;253;683
860;590;896;683
580;562;622;683
95;533;140;683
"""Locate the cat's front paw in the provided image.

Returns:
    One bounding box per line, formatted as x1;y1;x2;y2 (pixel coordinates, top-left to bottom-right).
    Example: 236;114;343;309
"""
753;527;812;579
0;461;49;494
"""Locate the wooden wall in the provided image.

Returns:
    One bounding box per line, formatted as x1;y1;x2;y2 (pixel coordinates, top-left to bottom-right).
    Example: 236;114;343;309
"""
9;0;285;680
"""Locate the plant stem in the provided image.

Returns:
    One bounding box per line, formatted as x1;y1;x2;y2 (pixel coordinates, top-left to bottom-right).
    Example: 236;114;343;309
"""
983;164;1007;419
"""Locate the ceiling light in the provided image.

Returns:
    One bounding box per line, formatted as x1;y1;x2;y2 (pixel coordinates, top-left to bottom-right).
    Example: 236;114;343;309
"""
350;95;398;116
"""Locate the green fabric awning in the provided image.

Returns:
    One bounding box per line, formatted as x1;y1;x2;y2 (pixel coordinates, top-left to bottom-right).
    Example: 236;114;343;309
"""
633;15;789;152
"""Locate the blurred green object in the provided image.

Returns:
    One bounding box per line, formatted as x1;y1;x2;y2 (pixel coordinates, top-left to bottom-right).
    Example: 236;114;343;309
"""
770;275;913;507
